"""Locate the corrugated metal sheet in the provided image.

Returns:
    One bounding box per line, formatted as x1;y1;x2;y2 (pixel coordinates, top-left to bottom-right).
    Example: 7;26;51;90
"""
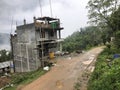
0;61;13;69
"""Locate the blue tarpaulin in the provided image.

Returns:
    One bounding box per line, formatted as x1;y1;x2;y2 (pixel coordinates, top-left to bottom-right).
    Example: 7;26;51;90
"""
113;54;120;59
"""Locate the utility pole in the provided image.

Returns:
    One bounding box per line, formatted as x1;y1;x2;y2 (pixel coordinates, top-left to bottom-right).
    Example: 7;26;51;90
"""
39;0;43;17
49;0;53;17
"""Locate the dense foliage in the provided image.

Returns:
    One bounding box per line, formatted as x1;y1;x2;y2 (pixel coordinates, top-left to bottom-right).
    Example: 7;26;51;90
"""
63;26;104;52
0;49;12;62
86;0;119;31
88;47;120;90
87;0;120;90
112;6;120;48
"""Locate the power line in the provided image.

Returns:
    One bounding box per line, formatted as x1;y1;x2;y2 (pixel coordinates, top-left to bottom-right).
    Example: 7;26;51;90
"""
39;0;43;17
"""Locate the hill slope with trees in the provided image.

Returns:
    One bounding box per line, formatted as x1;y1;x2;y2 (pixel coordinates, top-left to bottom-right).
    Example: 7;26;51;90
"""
63;26;108;52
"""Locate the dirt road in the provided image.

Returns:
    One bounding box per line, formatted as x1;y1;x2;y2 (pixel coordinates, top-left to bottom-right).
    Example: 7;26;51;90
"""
21;47;104;90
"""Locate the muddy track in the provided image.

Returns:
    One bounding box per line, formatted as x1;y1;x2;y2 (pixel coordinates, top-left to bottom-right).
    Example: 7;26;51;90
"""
75;47;104;90
21;47;104;90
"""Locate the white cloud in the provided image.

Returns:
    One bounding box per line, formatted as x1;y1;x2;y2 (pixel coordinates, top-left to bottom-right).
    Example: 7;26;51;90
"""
0;0;89;38
51;0;89;37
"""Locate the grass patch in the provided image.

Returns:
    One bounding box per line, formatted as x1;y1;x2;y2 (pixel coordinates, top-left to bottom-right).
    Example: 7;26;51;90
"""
4;69;46;90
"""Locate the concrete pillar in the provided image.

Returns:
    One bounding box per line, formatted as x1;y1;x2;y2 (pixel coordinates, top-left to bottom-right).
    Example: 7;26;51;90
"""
26;44;30;71
60;43;62;52
20;44;23;72
59;30;61;39
58;19;60;28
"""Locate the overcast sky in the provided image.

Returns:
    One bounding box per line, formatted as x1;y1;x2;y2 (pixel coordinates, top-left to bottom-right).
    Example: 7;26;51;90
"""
0;0;89;38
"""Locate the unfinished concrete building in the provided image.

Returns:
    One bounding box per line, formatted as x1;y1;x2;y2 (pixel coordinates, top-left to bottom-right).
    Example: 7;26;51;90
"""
11;17;63;72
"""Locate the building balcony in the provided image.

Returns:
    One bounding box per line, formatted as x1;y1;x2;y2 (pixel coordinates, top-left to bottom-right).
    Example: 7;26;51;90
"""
35;22;63;30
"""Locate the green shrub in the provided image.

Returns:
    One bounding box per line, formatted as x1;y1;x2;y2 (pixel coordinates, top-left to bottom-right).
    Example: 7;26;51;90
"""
88;48;120;90
4;69;45;90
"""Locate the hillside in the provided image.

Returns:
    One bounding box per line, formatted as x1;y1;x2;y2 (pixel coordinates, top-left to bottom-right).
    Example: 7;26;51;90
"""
62;26;106;52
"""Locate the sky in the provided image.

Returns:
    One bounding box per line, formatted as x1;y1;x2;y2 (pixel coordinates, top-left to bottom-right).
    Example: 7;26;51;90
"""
0;0;89;38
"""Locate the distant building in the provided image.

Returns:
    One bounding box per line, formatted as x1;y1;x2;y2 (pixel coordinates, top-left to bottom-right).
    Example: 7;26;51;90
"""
11;17;63;72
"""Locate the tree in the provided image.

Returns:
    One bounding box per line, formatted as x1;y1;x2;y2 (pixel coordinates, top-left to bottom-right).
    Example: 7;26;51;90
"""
114;31;120;48
0;49;12;62
110;6;120;31
112;6;120;48
87;0;119;32
62;26;103;52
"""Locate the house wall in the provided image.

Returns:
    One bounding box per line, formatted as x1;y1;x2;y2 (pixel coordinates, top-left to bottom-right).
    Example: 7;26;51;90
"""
13;24;41;72
35;29;58;41
12;20;62;72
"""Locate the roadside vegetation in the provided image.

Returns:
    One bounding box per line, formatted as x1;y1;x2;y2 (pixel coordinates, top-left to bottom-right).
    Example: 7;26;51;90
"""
4;69;46;90
88;46;120;90
73;0;120;89
87;0;120;90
